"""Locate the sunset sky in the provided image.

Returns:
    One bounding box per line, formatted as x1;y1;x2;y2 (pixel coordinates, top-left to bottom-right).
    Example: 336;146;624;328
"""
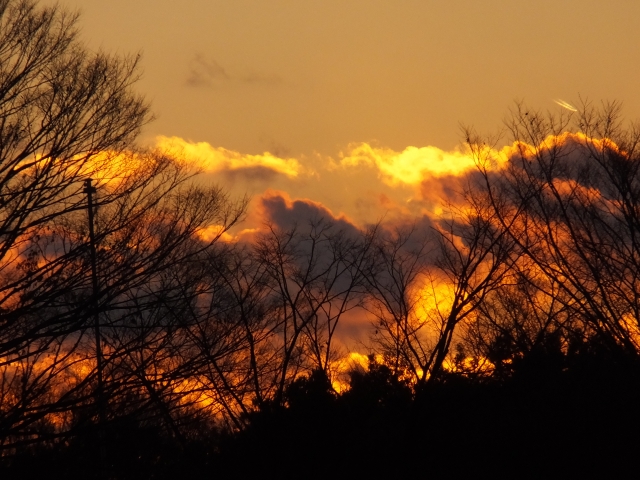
54;0;640;242
6;3;640;466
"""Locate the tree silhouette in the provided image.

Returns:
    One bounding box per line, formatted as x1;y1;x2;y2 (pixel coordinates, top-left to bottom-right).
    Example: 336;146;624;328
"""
0;0;246;453
463;100;640;368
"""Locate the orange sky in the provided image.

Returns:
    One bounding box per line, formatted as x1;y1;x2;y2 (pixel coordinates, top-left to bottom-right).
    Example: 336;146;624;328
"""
48;0;640;350
49;0;640;229
48;0;640;216
54;0;640;157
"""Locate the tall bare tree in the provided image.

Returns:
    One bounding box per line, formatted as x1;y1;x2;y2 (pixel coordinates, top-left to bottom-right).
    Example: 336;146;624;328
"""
0;0;247;449
463;100;640;367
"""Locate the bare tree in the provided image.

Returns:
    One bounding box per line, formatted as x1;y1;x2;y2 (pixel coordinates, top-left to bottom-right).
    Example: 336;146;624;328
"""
463;100;640;366
0;0;148;358
161;218;376;429
0;0;248;449
362;189;516;385
252;219;371;401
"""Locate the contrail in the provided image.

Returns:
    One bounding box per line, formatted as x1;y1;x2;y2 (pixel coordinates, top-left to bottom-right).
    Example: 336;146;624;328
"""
554;99;578;112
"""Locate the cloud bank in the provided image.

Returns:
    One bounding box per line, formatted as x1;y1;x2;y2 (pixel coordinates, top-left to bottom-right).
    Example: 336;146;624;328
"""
156;136;497;235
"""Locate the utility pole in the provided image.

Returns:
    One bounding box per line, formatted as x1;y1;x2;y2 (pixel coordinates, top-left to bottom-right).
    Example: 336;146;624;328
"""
84;178;107;476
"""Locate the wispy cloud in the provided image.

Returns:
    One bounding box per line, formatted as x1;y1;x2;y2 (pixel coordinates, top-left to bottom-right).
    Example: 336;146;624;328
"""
186;54;229;87
186;53;283;88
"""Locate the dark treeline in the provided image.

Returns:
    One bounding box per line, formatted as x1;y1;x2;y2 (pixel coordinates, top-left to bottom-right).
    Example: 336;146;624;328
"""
6;349;640;479
2;1;640;478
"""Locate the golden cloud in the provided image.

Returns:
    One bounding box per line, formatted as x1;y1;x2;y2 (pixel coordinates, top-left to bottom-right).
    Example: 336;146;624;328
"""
151;135;603;236
155;136;304;178
338;143;478;185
